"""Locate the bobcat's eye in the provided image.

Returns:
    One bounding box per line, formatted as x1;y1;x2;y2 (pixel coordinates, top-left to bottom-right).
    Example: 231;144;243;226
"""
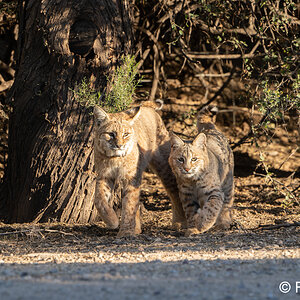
191;157;198;162
177;157;184;163
109;132;115;139
123;132;130;138
102;133;112;141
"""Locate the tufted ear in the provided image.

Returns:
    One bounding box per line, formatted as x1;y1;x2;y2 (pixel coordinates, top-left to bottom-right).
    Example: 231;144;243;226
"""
124;106;141;124
169;132;185;149
94;106;109;125
193;132;207;148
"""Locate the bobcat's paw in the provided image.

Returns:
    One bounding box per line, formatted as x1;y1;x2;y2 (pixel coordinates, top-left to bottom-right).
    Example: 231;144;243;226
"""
100;213;119;229
105;219;119;230
214;220;232;231
193;211;210;233
215;213;232;230
117;229;139;238
184;227;200;237
134;226;142;235
172;221;187;230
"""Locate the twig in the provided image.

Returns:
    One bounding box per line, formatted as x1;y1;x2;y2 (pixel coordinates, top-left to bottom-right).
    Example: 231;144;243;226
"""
196;72;232;78
0;60;15;77
0;79;14;92
249;40;261;56
291;185;300;194
278;147;299;170
254;172;299;203
254;222;300;231
194;18;258;36
231;109;270;150
135;26;162;101
172;131;193;139
218;106;262;115
0;228;78;238
0;229;34;236
149;42;160;101
197;65;236;111
136;48;151;71
277;12;300;25
181;51;264;60
44;229;79;238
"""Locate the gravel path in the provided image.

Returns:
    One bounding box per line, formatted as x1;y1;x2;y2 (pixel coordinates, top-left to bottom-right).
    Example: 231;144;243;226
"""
0;227;299;300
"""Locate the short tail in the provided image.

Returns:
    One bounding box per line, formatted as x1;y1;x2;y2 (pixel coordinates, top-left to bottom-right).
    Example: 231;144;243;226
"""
197;105;218;132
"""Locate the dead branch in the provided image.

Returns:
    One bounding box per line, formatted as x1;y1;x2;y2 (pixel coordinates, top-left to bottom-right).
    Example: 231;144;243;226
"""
277;12;300;25
193;18;258;36
278;147;299;170
197;65;236;111
231;109;271;150
172;131;193;139
0;80;14;92
254;172;299;204
136;48;151;71
150;38;160;101
182;51;263;60
0;228;78;238
0;60;15;77
135;26;163;100
254;222;300;231
196;72;232;78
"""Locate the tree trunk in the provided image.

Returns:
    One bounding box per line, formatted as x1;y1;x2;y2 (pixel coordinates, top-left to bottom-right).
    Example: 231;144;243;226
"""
0;0;133;223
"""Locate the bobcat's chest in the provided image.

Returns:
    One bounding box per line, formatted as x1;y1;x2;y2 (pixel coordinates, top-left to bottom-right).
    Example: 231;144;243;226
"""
105;164;126;182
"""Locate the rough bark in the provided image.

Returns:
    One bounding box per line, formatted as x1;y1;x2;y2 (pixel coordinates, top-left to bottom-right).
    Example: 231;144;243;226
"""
0;0;133;223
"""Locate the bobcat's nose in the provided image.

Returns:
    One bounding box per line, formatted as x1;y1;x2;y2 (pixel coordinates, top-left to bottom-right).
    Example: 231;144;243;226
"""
115;144;125;150
184;167;190;172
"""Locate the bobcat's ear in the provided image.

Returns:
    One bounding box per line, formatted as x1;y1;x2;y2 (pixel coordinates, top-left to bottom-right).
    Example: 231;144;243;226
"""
169;132;184;149
193;132;207;148
125;106;141;124
94;106;109;126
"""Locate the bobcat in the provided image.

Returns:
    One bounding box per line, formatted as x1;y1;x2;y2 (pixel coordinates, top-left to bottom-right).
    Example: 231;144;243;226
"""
93;104;186;237
168;107;234;236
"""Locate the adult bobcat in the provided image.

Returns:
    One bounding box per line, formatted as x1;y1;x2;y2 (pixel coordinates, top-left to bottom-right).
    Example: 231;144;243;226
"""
168;107;234;236
93;104;185;237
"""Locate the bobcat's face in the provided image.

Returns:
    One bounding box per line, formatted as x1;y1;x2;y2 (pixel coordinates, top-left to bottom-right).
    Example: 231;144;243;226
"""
94;106;140;158
96;120;135;157
171;147;205;178
169;132;208;179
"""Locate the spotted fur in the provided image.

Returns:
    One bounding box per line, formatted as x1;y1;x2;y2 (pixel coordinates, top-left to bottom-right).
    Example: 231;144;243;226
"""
169;112;234;236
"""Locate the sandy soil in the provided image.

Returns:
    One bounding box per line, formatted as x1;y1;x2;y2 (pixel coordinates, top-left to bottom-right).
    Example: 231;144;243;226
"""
0;225;299;300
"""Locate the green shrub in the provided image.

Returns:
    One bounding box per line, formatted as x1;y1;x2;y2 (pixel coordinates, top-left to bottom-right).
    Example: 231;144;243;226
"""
72;55;141;113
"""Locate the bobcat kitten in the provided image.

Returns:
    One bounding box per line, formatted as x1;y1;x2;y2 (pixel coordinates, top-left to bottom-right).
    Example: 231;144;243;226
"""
169;108;234;236
93;105;185;237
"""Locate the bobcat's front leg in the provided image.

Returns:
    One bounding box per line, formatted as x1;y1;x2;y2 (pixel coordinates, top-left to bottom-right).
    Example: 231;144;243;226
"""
194;190;224;233
95;178;119;229
179;190;200;236
117;184;141;237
